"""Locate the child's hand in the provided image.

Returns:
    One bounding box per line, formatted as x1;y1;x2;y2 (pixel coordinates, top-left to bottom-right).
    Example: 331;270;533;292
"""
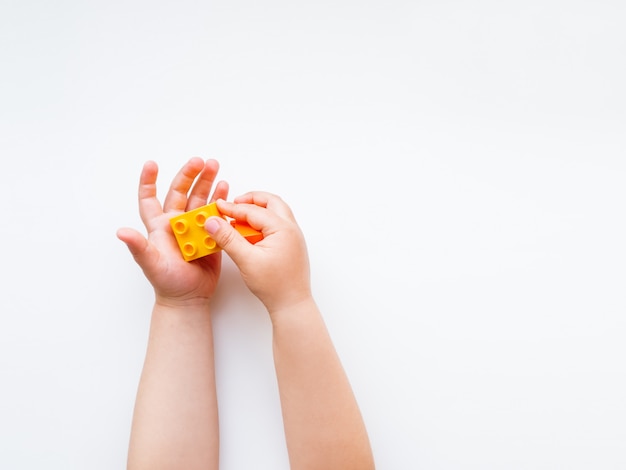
117;158;228;307
204;192;312;316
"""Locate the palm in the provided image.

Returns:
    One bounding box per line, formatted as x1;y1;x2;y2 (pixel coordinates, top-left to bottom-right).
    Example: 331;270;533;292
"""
119;158;229;304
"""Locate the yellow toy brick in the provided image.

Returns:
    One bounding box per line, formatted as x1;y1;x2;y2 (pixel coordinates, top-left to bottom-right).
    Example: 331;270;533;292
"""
169;202;223;261
169;202;263;261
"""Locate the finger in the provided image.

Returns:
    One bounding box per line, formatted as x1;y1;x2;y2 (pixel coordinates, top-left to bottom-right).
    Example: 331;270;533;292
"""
186;159;220;210
233;191;271;207
204;216;255;266
162;157;205;213
216;199;283;233
233;191;295;220
209;180;229;204
138;161;164;230
116;227;159;274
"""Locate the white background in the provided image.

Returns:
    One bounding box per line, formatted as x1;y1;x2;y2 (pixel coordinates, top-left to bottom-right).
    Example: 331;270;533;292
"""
1;1;625;468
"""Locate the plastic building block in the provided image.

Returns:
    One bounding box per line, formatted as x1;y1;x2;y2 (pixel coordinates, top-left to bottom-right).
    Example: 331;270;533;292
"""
169;203;222;261
231;220;264;245
169;202;263;261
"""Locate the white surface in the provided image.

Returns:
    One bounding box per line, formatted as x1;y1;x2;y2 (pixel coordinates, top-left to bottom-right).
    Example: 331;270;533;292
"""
1;1;625;468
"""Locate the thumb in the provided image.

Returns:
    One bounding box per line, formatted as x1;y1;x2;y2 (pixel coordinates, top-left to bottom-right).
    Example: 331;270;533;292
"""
116;227;158;272
205;216;254;264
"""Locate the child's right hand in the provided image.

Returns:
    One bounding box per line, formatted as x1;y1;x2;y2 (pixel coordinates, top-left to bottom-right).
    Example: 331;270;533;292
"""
205;192;313;316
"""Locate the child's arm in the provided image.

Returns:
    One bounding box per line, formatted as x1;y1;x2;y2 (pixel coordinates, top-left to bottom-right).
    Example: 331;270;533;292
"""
117;158;227;470
206;193;375;470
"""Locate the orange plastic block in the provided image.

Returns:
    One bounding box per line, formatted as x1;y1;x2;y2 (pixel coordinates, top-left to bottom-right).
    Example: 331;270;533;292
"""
169;202;263;261
231;220;264;245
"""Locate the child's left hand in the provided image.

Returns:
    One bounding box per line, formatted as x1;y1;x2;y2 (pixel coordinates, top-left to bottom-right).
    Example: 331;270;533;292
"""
117;158;228;308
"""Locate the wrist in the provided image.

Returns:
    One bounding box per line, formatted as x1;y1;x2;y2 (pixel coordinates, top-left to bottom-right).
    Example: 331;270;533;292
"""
152;297;212;328
150;300;213;334
154;294;212;311
268;295;318;327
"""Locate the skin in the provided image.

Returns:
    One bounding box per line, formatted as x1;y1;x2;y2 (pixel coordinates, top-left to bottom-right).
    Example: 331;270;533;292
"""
207;194;375;470
117;157;226;470
118;159;375;470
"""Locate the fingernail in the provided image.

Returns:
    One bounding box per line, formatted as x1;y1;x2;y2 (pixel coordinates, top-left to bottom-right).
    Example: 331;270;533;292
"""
205;217;220;235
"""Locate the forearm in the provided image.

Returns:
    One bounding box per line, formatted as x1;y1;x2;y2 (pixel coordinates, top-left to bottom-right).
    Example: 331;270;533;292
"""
271;299;375;470
127;302;219;470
